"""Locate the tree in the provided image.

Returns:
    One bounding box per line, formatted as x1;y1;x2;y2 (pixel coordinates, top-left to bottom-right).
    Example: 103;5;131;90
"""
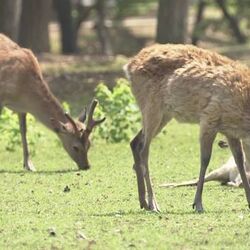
0;0;22;41
216;0;246;43
95;0;113;56
18;0;52;53
156;0;189;44
53;0;113;55
53;0;76;54
191;0;246;45
192;0;207;45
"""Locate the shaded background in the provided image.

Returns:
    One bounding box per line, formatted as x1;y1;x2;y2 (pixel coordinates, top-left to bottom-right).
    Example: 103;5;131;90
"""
0;0;250;114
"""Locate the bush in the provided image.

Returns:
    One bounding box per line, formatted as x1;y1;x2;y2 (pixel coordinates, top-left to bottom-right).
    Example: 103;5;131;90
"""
0;108;43;154
114;0;157;19
94;78;141;143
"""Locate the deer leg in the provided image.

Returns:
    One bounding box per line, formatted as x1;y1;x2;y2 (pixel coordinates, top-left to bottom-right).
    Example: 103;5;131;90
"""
140;139;160;212
193;123;216;212
130;130;148;209
140;113;167;212
227;137;250;208
242;139;250;172
18;113;36;171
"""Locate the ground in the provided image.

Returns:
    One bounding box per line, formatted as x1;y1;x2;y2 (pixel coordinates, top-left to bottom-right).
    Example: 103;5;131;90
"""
1;122;250;249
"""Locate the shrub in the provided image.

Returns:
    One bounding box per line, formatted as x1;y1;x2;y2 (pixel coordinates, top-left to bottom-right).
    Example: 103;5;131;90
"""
94;78;141;143
0;108;43;154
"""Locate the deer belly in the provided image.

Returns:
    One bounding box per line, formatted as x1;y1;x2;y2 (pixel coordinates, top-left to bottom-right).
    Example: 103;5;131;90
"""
4;101;27;113
168;98;205;123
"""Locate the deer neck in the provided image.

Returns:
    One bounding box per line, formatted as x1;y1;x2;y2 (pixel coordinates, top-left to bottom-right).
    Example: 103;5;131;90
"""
28;81;67;132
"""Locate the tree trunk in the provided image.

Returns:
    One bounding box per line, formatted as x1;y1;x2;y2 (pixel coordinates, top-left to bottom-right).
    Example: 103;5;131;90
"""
95;0;113;56
18;0;52;53
192;0;207;45
53;0;76;54
216;0;246;44
156;0;189;44
0;0;22;41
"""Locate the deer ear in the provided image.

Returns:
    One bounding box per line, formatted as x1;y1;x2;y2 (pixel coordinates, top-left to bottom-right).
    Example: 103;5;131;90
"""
50;118;68;133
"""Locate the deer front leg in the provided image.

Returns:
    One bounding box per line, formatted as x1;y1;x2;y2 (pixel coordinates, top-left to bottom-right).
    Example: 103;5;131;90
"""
18;113;36;171
227;137;250;208
193;123;216;212
130;130;148;210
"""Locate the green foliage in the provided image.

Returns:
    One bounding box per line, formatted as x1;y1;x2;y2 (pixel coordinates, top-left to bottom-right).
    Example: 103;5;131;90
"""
204;0;250;22
114;0;157;19
62;101;71;113
94;78;140;142
0;108;43;154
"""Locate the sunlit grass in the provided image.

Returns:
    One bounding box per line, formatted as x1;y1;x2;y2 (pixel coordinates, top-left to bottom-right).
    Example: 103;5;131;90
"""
1;120;250;249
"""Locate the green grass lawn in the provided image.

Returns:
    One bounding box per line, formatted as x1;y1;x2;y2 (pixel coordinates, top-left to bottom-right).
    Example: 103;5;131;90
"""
1;121;250;250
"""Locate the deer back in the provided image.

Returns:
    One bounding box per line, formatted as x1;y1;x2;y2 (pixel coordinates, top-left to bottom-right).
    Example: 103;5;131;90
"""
125;44;250;131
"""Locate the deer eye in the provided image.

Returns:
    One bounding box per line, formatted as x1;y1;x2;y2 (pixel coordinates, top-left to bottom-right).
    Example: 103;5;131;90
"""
73;145;79;152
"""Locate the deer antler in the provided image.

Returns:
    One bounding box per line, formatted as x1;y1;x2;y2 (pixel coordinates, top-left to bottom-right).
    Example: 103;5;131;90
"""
86;99;105;133
78;107;87;123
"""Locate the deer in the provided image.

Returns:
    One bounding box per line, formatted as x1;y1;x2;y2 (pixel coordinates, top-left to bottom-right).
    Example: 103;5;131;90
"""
124;43;250;213
160;140;250;188
0;33;105;171
160;156;250;188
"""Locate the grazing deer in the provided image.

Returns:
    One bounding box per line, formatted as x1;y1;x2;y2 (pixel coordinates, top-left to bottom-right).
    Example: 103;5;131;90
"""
0;33;105;171
124;43;250;212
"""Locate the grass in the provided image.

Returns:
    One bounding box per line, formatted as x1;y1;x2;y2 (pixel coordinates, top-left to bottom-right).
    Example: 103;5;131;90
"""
40;55;128;76
1;120;250;250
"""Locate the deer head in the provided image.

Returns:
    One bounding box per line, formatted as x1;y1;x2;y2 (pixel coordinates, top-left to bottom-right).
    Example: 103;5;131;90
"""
51;99;105;170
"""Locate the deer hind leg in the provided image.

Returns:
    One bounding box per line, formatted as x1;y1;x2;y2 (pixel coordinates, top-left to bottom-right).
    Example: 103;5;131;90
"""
18;113;36;171
193;120;217;213
227;137;250;208
130;130;148;210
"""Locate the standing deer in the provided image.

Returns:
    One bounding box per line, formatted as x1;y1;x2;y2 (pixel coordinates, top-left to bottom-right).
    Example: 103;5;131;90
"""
124;44;250;212
0;34;105;171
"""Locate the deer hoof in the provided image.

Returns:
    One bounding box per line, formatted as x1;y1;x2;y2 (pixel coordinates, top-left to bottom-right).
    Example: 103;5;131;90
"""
140;200;148;210
192;202;204;213
24;160;36;172
148;199;161;213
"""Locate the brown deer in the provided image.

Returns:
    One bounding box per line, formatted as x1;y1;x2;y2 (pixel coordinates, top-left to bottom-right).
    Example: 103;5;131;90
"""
0;33;105;171
124;43;250;212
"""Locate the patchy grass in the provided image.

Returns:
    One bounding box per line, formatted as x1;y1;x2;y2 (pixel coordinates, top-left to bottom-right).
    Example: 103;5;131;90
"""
39;54;128;76
1;120;250;249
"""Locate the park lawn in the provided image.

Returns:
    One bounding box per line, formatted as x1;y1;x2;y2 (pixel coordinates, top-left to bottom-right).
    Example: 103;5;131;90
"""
0;120;250;250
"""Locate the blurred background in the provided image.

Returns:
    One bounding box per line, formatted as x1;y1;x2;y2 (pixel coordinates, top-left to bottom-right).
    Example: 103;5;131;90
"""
0;0;250;114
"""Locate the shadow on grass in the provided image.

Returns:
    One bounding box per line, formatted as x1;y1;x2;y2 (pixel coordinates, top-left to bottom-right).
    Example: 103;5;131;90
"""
89;210;165;217
89;209;199;217
89;206;250;217
0;169;80;175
